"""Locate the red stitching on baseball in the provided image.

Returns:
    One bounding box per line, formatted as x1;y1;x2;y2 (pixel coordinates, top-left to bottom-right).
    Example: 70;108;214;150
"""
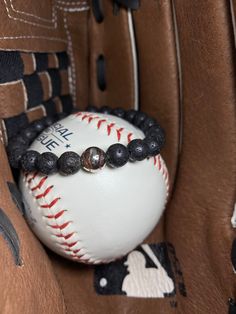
82;113;92;121
26;174;87;262
71;254;83;259
154;156;157;166
25;111;169;264
46;210;67;219
61;241;78;248
72;249;80;254
162;169;165;179
107;123;115;135
27;171;38;183
35;185;53;199
88;116;99;123
127;133;133;143
40;197;60;209
65;248;81;255
97;119;107;129
49;221;71;230
74;112;82;117
31;176;48;191
116;128;124;141
75;112;137;147
55;232;74;239
165;171;168;180
166;172;169;182
158;155;161;170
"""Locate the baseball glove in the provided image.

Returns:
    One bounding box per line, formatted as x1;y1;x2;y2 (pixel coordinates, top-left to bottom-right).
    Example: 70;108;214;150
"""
0;1;235;313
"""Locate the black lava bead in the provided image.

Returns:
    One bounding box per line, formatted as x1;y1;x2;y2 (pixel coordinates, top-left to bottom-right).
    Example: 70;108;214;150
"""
140;117;157;132
124;109;136;123
144;136;161;156
13;134;29;146
37;152;58;175
86;105;98;113
145;124;162;135
21;126;37;142
56;112;67;120
7;137;28;153
21;150;41;172
6;107;166;175
8;147;26;168
58;151;81;175
106;143;129;168
133;112;147;127
127;139;148;161
112;107;125;119
145;125;165;148
31;120;45;133
99;106;112;114
42;116;55;127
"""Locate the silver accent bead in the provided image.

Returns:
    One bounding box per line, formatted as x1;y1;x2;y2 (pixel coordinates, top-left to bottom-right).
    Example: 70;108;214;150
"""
81;147;106;173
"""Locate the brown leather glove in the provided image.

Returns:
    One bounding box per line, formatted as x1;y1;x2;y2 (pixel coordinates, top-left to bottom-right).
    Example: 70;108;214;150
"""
0;1;235;313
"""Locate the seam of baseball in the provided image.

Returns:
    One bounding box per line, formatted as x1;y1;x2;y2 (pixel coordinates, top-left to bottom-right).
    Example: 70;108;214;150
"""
23;113;169;264
23;171;99;264
73;111;169;194
73;111;136;143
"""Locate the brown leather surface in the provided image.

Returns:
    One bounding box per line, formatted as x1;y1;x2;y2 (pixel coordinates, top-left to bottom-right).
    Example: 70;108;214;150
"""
0;142;65;313
50;252;174;314
64;10;89;109
0;1;89;121
39;72;52;101
0;0;66;52
60;70;70;96
0;0;235;313
132;0;180;192
27;106;46;122
89;1;136;110
0;1;90;313
21;52;36;75
166;0;236;312
0;81;26;117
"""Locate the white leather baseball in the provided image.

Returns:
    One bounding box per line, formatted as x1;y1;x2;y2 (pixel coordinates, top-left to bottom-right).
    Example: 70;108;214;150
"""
19;112;169;264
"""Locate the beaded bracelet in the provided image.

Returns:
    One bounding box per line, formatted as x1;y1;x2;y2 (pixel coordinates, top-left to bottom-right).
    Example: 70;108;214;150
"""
6;106;165;175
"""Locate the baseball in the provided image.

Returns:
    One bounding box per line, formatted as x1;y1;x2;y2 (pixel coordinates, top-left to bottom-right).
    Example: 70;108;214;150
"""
19;112;169;264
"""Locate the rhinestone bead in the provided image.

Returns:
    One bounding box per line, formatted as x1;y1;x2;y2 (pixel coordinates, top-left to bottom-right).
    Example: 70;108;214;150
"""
81;147;106;172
